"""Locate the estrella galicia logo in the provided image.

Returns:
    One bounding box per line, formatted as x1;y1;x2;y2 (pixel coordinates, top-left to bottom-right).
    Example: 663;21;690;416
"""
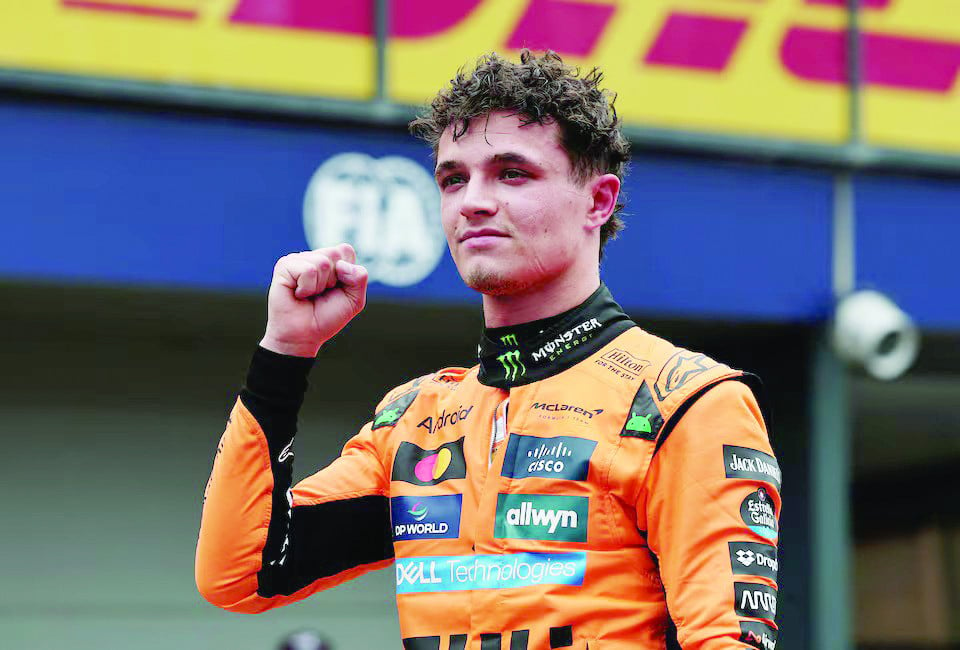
495;494;589;543
724;445;782;491
501;434;597;481
735;582;778;620
391;494;462;541
729;541;779;580
740;488;779;541
739;621;778;650
654;350;717;401
392;438;467;486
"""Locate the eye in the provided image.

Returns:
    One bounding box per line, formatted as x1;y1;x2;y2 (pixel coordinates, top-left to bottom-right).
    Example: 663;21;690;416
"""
500;168;528;181
439;174;465;189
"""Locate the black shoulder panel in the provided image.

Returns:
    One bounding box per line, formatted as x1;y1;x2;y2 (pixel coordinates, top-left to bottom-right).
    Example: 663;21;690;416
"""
372;388;421;429
652;373;768;456
620;380;665;440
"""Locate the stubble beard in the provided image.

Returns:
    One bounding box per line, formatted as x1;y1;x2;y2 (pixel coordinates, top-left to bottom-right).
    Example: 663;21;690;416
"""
461;263;531;296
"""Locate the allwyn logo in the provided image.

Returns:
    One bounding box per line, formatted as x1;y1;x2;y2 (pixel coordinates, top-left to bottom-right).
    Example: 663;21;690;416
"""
495;494;588;542
498;349;526;382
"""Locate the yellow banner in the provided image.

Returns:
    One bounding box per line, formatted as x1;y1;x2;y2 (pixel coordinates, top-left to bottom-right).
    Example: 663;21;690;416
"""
2;0;959;154
0;0;375;99
389;0;960;153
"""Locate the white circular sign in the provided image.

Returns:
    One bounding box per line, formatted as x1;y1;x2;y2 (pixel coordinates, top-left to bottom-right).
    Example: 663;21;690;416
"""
303;153;445;287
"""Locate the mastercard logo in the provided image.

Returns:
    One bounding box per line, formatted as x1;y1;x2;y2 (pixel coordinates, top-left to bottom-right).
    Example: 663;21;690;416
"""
414;448;452;483
393;438;467;486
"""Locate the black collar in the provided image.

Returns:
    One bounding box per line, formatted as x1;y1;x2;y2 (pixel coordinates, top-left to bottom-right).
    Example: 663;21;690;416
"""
477;284;635;388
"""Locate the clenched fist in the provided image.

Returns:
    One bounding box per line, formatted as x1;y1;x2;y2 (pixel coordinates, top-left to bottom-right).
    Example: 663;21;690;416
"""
259;244;368;358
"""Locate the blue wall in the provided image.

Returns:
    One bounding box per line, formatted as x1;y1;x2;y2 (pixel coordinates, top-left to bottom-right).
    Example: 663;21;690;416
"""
1;99;956;327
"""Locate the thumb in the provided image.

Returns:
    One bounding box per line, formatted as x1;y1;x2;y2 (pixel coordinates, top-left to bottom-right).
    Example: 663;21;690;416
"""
335;260;368;311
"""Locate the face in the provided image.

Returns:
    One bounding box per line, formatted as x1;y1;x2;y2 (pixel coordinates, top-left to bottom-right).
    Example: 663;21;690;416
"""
435;111;607;296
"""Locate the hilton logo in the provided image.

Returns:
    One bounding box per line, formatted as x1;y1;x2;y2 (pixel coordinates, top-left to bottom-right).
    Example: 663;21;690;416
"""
600;349;649;374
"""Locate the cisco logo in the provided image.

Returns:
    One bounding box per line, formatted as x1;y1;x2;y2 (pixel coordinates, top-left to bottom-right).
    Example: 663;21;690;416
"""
303;153;445;287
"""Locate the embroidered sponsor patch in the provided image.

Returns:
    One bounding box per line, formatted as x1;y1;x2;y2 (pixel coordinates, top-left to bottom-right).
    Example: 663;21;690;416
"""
373;388;420;429
724;445;782;490
494;494;589;543
501;434;597;481
392;438;467;486
620;381;663;440
391;494;462;541
599;348;649;375
654;350;717;401
417;404;474;435
740;487;779;540
735;582;778;619
395;552;586;594
739;620;778;650
729;541;779;580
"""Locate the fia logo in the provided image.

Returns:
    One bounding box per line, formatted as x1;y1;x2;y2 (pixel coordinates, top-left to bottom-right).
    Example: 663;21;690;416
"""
303;153;444;287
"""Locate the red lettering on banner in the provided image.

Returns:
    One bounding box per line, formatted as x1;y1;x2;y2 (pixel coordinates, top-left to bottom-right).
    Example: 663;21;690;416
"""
782;27;960;93
60;0;198;19
506;0;616;57
804;0;890;8
644;13;748;71
229;0;482;38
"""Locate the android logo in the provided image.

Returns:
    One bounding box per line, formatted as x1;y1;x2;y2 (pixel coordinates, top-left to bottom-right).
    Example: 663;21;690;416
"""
625;413;652;434
375;408;401;426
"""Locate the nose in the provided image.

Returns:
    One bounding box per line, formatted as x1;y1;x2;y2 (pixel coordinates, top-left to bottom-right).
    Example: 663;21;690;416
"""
459;178;498;219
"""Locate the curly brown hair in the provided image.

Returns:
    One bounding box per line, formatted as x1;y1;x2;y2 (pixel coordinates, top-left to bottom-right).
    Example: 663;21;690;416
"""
409;49;631;253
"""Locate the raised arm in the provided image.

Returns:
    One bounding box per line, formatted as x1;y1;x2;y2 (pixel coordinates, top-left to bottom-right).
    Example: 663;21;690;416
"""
195;245;395;613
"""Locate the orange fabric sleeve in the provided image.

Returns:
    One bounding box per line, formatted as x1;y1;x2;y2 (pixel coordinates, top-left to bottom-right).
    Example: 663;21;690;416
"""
195;398;393;613
644;380;781;649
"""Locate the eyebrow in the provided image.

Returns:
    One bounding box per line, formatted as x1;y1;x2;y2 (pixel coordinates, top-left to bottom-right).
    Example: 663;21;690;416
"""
434;152;539;179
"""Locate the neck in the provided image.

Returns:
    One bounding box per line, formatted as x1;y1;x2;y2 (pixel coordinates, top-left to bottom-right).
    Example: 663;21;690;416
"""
481;265;601;328
476;282;635;388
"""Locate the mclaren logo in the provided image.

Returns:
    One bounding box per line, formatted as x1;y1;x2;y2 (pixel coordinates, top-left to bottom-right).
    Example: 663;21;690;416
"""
531;402;603;419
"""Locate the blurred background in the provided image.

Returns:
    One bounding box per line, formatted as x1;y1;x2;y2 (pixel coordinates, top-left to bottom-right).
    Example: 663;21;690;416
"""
0;1;958;649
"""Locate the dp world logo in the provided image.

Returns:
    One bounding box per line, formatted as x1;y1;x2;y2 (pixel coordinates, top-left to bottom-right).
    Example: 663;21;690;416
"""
303;153;445;287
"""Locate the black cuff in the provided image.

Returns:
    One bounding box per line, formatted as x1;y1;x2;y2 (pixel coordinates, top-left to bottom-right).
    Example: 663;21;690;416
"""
240;346;316;442
243;346;316;407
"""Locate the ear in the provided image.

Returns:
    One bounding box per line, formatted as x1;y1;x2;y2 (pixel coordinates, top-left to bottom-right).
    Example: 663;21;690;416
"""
584;173;621;232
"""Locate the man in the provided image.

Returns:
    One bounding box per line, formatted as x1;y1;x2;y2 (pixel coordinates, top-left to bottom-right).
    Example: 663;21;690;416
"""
196;51;781;650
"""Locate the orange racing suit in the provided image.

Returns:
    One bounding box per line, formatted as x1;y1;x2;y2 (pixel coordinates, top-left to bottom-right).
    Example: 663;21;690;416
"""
196;285;781;650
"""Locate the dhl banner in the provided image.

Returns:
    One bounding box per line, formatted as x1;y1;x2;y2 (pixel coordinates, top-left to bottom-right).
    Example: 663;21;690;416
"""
1;0;959;153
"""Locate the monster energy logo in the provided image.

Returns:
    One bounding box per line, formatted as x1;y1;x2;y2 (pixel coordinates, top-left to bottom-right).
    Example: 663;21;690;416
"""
500;334;518;346
498;349;526;382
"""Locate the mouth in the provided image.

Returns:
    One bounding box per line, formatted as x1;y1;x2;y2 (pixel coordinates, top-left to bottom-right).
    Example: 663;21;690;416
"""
459;228;509;243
